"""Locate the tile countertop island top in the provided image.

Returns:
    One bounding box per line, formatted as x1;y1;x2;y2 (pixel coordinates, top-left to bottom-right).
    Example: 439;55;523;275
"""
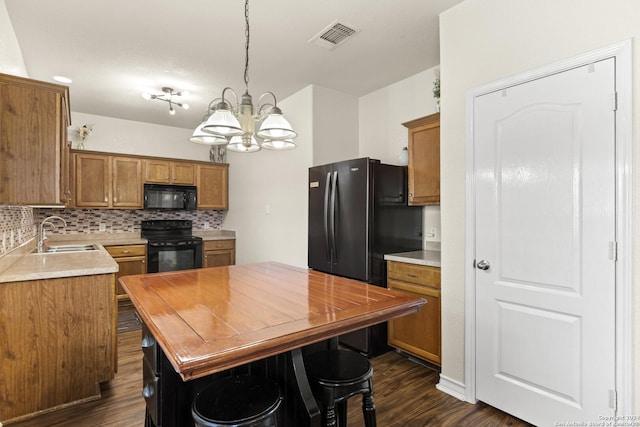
384;250;441;268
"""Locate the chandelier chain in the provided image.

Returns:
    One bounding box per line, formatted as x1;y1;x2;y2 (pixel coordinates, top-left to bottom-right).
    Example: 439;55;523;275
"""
244;0;250;91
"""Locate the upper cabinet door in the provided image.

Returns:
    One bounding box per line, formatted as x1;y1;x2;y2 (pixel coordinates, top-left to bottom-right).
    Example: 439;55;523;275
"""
144;159;171;183
404;113;440;206
170;161;195;185
74;153;111;207
0;73;69;205
196;164;228;210
112;157;143;208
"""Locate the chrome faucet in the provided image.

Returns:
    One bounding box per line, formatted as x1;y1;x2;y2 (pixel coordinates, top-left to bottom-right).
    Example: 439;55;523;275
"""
38;216;67;253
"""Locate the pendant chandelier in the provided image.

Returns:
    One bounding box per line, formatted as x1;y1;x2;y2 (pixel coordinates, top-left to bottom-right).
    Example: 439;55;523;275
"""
190;0;297;152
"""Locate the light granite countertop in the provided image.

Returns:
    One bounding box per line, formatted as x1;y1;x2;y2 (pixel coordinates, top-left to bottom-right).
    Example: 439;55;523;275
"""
0;230;236;283
0;242;118;283
384;250;441;268
42;229;236;246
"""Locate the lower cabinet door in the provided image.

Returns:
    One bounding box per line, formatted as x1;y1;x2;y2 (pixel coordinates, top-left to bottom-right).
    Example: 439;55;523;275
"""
202;240;236;267
114;256;146;299
387;278;441;365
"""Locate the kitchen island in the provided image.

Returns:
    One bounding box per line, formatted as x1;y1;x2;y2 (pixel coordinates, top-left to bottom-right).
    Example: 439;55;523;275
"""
120;262;425;426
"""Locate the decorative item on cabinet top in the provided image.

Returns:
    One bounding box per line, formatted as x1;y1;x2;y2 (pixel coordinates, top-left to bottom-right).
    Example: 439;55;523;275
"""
433;74;440;112
75;123;94;150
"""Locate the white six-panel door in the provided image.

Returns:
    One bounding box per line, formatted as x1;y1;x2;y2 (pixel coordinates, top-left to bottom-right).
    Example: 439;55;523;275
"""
474;58;616;426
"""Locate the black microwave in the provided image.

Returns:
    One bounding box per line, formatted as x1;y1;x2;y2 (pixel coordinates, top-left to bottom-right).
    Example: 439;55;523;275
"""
143;184;197;210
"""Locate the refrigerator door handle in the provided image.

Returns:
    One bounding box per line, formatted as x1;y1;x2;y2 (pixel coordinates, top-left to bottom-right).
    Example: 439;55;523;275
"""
324;172;332;261
330;171;338;263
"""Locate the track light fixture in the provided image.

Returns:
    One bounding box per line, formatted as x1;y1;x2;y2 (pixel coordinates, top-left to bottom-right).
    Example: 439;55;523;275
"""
142;87;190;115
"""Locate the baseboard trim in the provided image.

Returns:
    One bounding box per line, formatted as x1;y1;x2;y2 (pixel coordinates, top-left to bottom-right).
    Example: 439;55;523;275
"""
436;374;470;402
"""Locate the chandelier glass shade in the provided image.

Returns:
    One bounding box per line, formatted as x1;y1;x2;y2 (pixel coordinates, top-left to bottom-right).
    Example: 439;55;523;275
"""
189;0;297;152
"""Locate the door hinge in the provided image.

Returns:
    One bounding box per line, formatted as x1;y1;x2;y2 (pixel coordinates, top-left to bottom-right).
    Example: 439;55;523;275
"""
609;241;618;261
473;259;476;268
609;389;617;410
612;92;618;111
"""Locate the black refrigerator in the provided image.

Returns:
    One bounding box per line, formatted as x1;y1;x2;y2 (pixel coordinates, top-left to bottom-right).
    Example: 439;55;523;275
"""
308;157;423;356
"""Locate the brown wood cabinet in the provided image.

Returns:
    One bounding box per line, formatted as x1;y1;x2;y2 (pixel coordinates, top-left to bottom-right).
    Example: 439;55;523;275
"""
387;260;441;365
403;113;440;206
145;159;195;185
72;152;143;208
203;239;235;267
0;73;71;205
105;244;147;300
0;273;116;422
197;163;229;210
70;150;228;210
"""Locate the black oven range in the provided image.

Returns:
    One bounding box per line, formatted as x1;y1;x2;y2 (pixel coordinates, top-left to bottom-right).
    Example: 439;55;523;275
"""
141;220;203;273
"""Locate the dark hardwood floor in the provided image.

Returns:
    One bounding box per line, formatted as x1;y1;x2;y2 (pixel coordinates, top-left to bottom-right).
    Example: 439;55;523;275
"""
11;310;532;427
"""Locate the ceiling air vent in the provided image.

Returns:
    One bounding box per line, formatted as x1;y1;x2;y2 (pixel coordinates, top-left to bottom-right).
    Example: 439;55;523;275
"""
308;20;359;50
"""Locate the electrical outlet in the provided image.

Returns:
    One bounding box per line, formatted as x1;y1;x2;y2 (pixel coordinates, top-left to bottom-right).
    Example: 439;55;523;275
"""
99;223;106;232
425;227;440;242
203;221;210;230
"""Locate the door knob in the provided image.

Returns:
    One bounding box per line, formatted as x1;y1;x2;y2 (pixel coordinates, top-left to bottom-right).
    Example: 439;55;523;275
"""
476;260;490;270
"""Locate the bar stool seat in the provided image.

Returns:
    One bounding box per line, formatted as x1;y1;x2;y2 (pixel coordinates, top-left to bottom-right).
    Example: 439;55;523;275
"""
192;374;282;427
304;349;376;427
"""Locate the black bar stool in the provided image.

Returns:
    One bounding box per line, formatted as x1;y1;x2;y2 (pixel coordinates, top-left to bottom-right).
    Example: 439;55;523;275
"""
192;374;283;427
304;349;377;427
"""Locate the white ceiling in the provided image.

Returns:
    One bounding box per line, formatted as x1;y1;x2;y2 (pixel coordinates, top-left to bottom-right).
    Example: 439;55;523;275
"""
5;0;460;130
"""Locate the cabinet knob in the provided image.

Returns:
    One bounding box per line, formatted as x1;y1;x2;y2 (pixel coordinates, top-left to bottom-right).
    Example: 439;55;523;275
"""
122;250;130;254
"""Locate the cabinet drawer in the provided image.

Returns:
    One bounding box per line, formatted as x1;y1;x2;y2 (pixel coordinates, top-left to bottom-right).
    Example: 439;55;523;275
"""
388;279;440;297
106;244;146;257
387;261;440;288
203;239;235;251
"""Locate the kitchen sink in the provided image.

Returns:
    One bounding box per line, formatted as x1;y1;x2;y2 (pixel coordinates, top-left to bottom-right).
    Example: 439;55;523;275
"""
34;244;99;253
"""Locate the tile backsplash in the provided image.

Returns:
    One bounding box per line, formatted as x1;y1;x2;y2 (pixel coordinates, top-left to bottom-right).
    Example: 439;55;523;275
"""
0;205;36;256
32;208;224;234
0;204;224;259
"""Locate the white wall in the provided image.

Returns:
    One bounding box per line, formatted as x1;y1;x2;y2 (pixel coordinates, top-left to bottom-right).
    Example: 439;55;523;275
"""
69;112;210;161
359;68;440;165
221;85;313;268
312;85;359;166
0;0;27;77
359;67;442;249
440;0;639;412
